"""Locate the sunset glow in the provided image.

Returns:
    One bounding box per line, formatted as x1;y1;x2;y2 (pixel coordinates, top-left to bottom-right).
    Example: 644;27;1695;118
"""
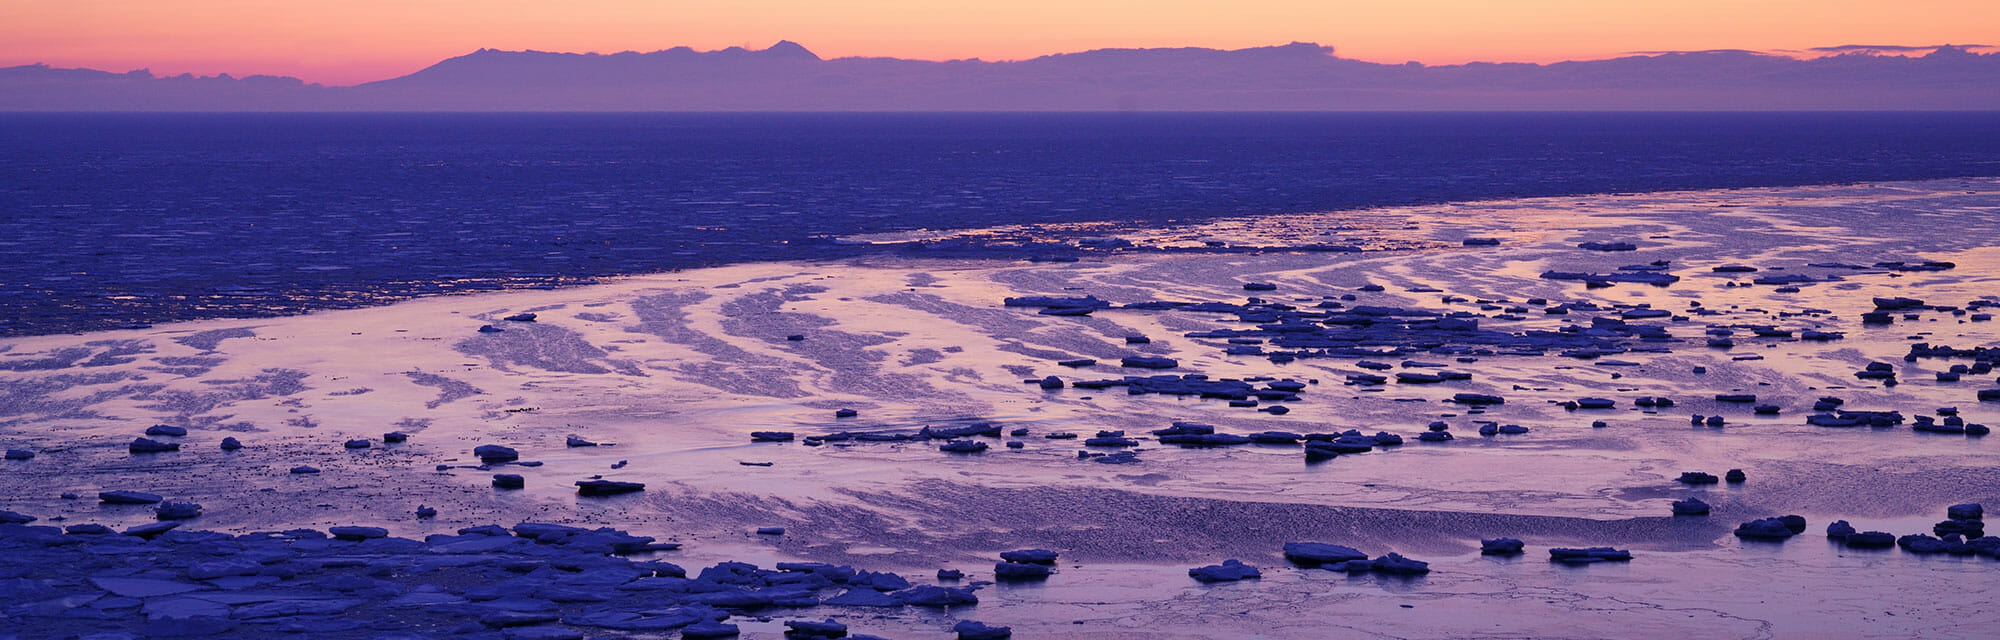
5;0;1998;85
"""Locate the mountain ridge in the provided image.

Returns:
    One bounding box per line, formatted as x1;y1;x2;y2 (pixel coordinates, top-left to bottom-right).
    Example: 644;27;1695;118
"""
6;41;2000;111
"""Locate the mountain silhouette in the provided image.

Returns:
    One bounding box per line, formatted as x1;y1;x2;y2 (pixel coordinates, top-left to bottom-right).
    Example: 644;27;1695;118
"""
6;41;1999;110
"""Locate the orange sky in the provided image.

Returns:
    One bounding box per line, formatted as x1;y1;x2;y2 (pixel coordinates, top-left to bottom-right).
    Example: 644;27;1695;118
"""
4;0;1997;85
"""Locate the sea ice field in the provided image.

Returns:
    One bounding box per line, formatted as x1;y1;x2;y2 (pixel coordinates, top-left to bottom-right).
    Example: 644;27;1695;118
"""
4;178;2000;639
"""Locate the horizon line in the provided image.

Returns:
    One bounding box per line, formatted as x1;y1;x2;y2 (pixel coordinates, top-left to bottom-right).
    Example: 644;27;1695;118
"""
9;110;2000;116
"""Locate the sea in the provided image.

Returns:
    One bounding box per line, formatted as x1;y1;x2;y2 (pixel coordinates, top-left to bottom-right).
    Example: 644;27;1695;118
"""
4;111;1999;336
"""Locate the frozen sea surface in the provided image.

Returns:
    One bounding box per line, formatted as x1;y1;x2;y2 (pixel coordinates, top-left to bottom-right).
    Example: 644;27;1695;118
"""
2;179;2000;638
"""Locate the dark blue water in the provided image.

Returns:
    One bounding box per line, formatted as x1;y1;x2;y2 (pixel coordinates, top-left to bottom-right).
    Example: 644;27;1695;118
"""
4;112;2000;336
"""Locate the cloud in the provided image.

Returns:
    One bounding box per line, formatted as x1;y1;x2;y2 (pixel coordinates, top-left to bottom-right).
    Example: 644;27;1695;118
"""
1623;49;1769;56
1809;44;1995;53
1628;44;2000;58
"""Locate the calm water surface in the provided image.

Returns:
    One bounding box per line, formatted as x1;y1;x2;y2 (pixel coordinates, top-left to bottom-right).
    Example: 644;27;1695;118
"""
4;112;1999;335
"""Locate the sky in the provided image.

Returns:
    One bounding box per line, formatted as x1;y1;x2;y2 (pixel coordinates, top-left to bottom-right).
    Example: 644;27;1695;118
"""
4;0;1998;86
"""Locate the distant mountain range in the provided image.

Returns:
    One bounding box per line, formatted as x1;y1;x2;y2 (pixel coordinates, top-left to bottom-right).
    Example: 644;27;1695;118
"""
6;41;2000;110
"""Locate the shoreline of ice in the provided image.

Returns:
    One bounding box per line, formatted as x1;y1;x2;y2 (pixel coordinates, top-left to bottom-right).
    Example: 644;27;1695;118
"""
5;176;2000;637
